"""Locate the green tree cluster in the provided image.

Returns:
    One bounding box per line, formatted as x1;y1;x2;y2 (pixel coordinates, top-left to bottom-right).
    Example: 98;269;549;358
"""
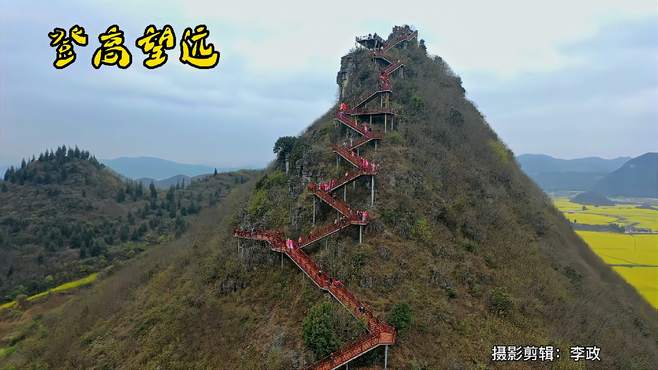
389;302;413;333
302;302;340;358
4;145;102;185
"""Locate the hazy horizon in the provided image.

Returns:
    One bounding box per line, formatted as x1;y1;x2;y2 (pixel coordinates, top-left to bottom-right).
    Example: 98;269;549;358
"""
1;0;656;168
2;151;653;173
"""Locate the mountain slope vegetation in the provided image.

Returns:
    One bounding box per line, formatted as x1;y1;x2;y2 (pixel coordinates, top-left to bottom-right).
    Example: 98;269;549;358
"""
2;28;657;369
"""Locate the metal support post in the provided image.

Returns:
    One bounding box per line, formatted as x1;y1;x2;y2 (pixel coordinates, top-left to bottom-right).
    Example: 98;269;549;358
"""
371;175;375;206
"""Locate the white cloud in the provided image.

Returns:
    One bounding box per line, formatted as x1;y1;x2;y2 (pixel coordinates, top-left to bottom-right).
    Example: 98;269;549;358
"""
181;0;655;76
615;87;658;116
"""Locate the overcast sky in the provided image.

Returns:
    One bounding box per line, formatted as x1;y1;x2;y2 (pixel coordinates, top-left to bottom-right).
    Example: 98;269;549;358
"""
1;0;656;168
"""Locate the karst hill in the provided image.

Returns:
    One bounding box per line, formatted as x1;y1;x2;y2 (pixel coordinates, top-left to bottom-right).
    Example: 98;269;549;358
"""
2;26;657;370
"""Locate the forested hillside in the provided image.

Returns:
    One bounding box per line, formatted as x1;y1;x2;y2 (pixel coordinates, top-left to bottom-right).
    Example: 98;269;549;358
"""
0;146;253;302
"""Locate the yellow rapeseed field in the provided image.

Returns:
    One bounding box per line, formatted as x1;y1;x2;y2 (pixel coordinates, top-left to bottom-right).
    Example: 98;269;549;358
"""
555;197;658;230
577;231;658;309
0;273;98;310
563;212;618;226
554;197;658;310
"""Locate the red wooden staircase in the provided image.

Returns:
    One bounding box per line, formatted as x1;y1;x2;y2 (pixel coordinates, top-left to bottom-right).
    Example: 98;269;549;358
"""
234;27;417;370
345;107;393;116
333;144;379;172
308;328;395;370
307;183;368;224
335;112;384;139
331;169;375;192
382;28;418;52
353;29;416;110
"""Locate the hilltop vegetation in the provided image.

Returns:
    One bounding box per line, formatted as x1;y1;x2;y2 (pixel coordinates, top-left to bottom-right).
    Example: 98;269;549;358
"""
2;28;657;369
571;191;615;206
0;146;253;303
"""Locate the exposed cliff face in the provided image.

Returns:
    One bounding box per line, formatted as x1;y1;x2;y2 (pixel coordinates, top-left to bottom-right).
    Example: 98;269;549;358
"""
337;54;357;101
4;27;657;370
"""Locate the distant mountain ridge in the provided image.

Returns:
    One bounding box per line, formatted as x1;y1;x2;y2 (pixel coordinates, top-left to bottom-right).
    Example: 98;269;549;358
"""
136;174;210;189
517;154;630;173
101;156;219;180
517;154;630;191
593;153;658;198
